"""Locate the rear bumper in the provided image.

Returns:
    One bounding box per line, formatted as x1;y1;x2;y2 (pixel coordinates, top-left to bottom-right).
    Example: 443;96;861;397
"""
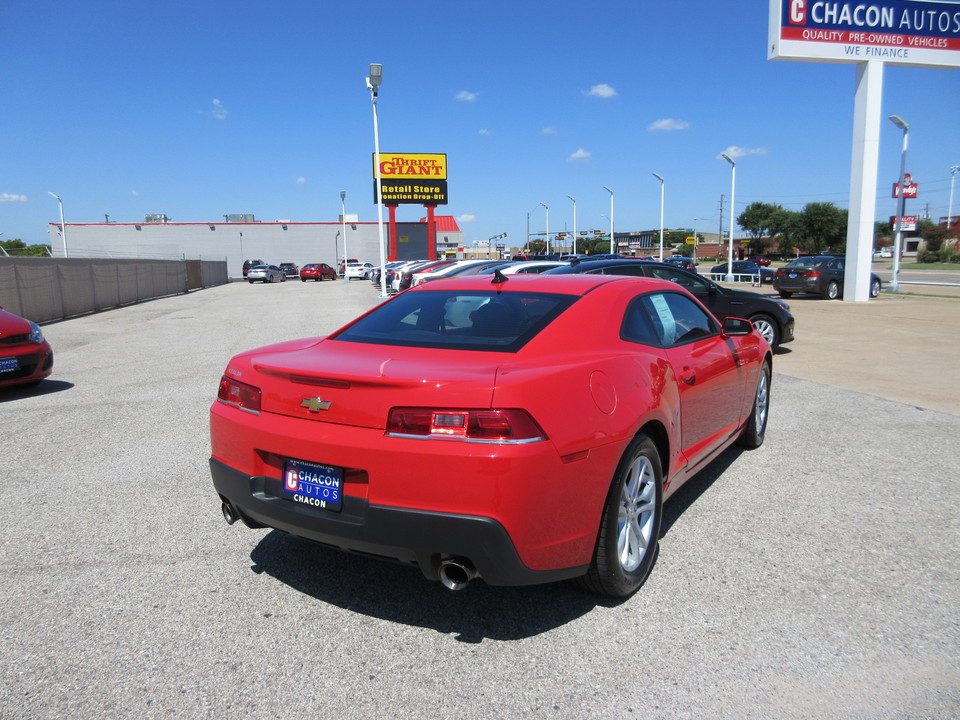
210;458;588;587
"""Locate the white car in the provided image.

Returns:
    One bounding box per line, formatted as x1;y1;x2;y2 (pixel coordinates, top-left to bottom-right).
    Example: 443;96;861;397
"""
345;262;374;279
246;265;286;283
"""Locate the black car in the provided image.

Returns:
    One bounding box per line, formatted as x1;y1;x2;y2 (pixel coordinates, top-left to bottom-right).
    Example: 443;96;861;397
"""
773;256;881;299
664;256;696;270
545;259;795;348
278;262;299;278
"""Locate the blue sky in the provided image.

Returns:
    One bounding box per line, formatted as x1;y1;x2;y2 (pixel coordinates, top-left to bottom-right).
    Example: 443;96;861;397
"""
2;0;958;249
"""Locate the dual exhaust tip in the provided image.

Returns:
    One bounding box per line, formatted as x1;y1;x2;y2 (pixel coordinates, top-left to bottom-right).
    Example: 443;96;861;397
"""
222;501;478;591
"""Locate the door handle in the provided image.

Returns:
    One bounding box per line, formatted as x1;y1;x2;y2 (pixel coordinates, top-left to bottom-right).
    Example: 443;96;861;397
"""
680;367;696;385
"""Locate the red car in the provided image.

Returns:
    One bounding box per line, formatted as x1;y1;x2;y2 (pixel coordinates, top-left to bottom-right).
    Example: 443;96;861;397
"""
0;306;54;389
210;274;771;596
300;263;336;282
747;256;772;266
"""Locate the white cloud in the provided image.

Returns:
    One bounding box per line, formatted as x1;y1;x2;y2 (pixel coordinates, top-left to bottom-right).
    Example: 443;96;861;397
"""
457;214;476;223
648;118;690;132
567;148;591;162
296;177;307;185
208;98;228;120
131;190;140;197
542;126;557;135
717;146;769;160
0;193;27;203
586;83;617;98
478;129;491;136
455;90;478;102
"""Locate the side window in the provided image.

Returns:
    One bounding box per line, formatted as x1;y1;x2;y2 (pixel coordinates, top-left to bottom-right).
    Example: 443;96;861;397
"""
645;265;709;297
642;292;718;347
601;265;645;276
621;297;660;346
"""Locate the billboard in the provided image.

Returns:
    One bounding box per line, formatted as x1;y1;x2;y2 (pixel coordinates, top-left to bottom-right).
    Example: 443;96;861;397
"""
769;0;960;67
372;153;448;205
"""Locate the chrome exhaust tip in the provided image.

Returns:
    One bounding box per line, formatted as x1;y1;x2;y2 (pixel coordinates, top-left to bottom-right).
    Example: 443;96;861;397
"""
438;559;477;591
221;501;239;525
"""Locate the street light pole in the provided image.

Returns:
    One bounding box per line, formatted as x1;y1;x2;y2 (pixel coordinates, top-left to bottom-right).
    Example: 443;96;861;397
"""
889;115;909;293
48;191;68;258
538;202;549;255
948;165;959;240
603;186;614;254
720;154;736;282
367;63;388;298
652;173;665;261
566;195;577;255
340;190;349;284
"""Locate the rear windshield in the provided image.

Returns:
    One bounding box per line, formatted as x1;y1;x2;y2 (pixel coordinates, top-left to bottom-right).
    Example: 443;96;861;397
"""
331;290;578;352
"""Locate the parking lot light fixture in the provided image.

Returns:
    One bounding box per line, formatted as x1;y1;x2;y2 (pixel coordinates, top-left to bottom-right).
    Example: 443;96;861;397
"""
652;173;665;261
720;154;736;282
48;191;68;258
603;186;614;254
538;202;550;255
947;165;958;240
367;63;388;298
889;115;909;292
340;191;349;284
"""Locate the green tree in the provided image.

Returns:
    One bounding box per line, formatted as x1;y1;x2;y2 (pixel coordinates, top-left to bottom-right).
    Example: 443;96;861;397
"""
797;202;847;254
0;239;51;257
737;202;783;255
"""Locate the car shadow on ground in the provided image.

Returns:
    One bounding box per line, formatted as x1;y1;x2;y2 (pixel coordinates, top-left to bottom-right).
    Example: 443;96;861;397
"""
248;450;747;641
249;531;606;642
0;379;74;402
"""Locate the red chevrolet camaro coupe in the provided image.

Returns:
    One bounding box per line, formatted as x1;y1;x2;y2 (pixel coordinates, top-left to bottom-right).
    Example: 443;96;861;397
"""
210;273;771;597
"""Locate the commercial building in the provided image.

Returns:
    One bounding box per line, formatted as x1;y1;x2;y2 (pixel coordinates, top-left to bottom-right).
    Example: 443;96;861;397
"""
48;215;463;277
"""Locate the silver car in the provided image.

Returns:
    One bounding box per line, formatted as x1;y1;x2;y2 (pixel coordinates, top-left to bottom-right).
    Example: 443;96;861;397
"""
246;265;286;284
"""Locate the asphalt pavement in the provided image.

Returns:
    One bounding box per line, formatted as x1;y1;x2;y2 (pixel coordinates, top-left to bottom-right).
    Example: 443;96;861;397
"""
1;278;957;719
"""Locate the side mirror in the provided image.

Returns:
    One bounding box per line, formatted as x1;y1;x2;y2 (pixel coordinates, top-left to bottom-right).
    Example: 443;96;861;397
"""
722;317;753;337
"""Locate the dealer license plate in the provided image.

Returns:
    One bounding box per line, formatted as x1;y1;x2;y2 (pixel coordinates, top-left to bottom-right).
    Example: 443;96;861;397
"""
281;458;343;513
0;357;19;373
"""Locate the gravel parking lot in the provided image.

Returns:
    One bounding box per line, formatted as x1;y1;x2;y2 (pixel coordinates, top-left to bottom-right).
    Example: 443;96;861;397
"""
2;279;957;719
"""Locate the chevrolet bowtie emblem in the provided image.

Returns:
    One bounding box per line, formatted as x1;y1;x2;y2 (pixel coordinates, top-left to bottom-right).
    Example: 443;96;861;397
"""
300;397;332;412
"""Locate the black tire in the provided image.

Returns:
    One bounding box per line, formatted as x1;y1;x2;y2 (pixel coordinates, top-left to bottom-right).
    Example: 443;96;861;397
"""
826;280;840;300
870;278;881;298
737;362;771;449
248;279;254;284
301;278;307;282
778;290;792;299
577;434;663;597
748;313;779;349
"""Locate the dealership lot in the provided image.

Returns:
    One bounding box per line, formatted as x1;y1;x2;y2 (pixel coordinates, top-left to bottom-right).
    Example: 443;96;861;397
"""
1;279;957;719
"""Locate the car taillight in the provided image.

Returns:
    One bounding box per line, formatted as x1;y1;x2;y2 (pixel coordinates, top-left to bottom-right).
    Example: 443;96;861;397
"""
217;376;262;414
803;270;820;277
387;408;546;443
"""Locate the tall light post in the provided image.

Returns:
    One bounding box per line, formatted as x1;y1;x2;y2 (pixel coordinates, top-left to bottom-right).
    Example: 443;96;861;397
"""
566;195;577;255
366;63;388;298
603;186;614;254
538;202;550;255
948;165;959;240
652;173;665;261
720;154;736;281
47;191;68;258
340;190;349;284
889;115;909;293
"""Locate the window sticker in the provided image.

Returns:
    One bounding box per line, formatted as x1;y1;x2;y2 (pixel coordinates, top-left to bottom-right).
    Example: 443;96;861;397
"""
649;294;676;345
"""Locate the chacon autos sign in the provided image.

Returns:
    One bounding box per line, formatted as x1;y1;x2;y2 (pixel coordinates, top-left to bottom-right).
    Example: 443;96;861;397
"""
372;152;448;205
769;0;960;67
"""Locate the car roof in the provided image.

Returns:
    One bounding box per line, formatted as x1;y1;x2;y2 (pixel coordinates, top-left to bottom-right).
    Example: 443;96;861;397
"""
403;271;683;297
